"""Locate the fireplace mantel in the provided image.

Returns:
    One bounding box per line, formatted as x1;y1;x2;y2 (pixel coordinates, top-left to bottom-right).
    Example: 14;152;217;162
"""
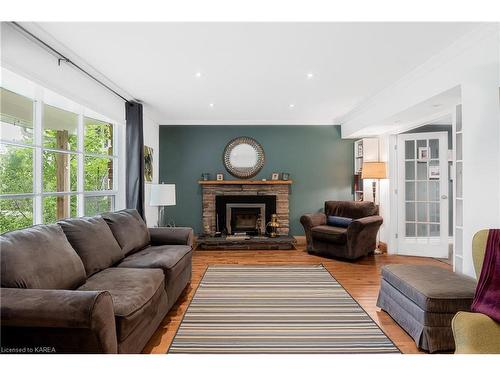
198;180;292;185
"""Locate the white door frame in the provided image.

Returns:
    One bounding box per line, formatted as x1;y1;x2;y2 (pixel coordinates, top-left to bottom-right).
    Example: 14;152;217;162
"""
393;131;449;258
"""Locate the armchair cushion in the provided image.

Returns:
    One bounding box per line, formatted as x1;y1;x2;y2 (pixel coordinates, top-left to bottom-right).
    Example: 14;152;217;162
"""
0;224;86;290
311;225;347;244
325;200;378;219
101;209;150;256
327;215;353;228
58;216;124;277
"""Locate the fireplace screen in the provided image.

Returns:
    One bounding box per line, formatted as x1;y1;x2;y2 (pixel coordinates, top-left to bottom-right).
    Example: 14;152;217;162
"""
215;195;276;236
226;204;265;235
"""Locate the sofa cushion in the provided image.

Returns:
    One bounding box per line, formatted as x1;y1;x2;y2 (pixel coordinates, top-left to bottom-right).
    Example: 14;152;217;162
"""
116;244;192;289
311;225;347;244
77;268;165;342
0;224;86;289
58;216;124;277
101;209;150;256
381;265;476;313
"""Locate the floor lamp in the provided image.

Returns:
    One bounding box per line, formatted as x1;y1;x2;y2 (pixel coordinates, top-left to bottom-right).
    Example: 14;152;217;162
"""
361;162;387;254
149;183;176;227
361;162;387;205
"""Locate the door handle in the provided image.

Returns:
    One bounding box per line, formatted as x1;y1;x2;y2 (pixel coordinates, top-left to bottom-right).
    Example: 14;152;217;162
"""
441;195;448;199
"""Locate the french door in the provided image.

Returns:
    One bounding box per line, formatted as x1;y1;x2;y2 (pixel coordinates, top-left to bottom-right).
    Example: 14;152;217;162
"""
396;132;449;258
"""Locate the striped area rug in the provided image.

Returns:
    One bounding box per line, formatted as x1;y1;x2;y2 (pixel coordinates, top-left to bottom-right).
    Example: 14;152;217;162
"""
169;265;399;354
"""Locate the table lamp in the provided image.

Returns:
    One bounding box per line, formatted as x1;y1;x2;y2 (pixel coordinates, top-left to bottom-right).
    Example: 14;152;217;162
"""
149;183;176;227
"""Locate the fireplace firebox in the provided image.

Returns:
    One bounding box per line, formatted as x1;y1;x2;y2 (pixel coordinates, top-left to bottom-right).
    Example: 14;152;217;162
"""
216;195;276;235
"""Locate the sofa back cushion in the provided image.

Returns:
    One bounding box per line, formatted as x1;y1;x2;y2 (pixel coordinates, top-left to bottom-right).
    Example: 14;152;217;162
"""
0;224;86;289
58;216;124;277
325;201;378;219
101;209;150;256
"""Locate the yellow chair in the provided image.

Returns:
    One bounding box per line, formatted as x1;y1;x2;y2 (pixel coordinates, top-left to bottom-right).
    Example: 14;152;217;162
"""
451;229;500;353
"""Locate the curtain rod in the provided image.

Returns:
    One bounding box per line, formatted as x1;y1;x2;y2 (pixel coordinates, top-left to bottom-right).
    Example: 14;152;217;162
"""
11;22;131;103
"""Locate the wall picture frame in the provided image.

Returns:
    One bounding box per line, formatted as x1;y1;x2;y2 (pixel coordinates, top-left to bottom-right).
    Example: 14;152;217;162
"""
418;147;429;161
271;172;279;181
428;165;440;179
282;172;290;181
144;145;153;182
216;173;224;181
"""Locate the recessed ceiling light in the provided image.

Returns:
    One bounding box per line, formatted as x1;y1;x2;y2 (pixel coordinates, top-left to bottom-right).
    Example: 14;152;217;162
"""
307;72;314;79
209;103;214;108
195;72;202;78
289;104;295;108
432;103;442;108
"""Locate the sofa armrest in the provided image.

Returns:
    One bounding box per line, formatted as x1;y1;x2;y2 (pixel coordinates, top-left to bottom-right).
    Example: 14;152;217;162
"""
300;213;327;250
1;288;117;353
452;311;500;353
148;227;194;247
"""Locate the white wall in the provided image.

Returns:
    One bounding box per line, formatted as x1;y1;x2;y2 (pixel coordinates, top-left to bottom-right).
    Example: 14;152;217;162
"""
143;112;160;226
341;24;500;277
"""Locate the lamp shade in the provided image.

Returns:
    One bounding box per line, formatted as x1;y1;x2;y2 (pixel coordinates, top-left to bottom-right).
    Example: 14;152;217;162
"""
361;162;387;179
149;184;176;206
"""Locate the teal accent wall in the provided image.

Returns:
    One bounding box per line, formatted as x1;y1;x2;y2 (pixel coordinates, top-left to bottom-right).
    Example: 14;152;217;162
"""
159;125;354;235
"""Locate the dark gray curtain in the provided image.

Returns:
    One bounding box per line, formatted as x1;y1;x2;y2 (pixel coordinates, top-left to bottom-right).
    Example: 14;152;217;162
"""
125;101;145;219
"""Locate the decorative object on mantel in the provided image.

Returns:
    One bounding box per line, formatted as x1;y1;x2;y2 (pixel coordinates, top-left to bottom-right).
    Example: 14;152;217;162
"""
223;136;265;179
271;172;279;180
198;179;292;185
201;173;210;181
216;173;224;181
266;213;280;238
149;183;176;227
282;172;290;181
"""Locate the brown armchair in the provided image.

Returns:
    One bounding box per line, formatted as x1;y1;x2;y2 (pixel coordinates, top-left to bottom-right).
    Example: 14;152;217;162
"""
300;201;383;260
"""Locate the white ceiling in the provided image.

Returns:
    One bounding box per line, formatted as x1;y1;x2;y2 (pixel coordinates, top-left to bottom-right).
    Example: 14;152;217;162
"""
33;22;479;125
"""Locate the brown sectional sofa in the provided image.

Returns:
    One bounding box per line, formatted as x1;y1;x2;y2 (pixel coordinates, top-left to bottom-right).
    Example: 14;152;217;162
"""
0;209;193;354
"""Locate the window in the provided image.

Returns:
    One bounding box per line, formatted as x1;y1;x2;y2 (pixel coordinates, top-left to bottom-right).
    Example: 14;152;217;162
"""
0;83;121;234
0;88;35;233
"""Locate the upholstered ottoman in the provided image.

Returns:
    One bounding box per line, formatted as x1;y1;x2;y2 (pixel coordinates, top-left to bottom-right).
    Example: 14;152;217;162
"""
377;265;476;353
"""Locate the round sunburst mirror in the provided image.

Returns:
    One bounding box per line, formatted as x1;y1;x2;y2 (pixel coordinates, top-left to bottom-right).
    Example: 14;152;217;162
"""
223;136;265;179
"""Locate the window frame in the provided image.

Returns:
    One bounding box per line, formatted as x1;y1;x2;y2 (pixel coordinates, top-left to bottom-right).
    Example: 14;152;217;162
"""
1;77;123;230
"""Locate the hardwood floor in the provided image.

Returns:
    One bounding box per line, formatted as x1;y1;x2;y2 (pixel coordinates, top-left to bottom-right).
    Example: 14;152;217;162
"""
143;243;451;354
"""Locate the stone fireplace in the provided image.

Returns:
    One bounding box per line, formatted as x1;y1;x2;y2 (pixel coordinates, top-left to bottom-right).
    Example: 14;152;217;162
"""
199;180;291;236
